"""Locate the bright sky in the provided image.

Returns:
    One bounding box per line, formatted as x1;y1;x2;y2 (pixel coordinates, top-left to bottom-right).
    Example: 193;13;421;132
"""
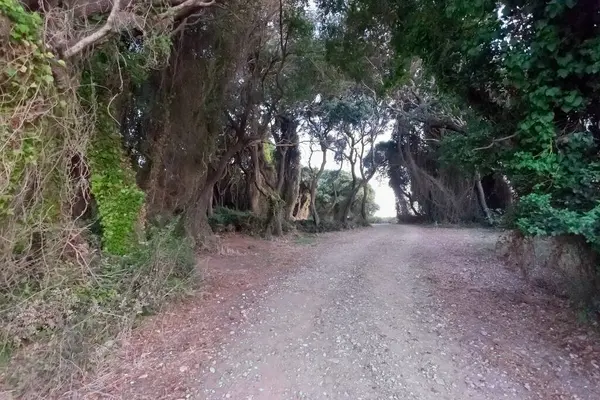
371;175;396;218
299;133;397;218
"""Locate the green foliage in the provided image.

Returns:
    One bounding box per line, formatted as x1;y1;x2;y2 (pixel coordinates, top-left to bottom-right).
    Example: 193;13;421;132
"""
1;0;59;92
295;218;361;233
88;109;145;255
263;141;276;165
121;33;173;86
1;0;42;42
498;2;600;248
0;0;64;221
80;36;171;255
320;0;600;248
320;94;377;127
516;194;600;247
0;4;182;393
314;169;379;220
92;219;196;313
209;207;265;234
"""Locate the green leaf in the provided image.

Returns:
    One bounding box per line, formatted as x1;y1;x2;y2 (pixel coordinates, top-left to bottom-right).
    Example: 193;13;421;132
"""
546;41;558;52
556;54;572;66
571;95;583;107
5;67;18;77
565;0;577;8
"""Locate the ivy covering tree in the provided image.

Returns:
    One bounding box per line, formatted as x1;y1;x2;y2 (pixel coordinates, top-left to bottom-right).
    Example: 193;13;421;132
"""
2;0;599;396
0;0;390;395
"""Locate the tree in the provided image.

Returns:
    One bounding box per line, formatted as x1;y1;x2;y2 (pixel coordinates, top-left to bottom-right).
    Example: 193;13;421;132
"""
317;0;600;243
314;169;379;221
324;92;388;222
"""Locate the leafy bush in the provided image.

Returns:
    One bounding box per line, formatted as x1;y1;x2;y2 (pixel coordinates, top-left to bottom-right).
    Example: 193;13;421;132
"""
209;207;265;234
295;219;362;233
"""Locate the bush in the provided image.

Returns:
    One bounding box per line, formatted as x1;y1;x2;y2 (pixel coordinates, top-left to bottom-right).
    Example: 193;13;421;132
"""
0;218;196;397
295;219;363;233
368;216;396;224
209;207;265;234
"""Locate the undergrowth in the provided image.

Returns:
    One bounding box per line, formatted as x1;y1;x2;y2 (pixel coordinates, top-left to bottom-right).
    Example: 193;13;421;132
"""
209;207;266;234
0;219;196;396
209;207;367;235
0;1;191;396
295;219;363;233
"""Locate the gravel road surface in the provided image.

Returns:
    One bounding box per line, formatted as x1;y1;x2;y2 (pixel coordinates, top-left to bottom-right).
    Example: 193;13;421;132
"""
196;225;600;400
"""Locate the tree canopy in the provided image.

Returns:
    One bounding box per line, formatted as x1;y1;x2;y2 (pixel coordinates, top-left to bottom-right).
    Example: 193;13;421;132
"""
2;0;599;395
317;0;600;241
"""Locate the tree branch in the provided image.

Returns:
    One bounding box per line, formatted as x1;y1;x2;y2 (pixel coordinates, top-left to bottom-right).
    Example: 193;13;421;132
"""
63;0;123;58
160;0;216;20
48;0;217;58
473;133;517;151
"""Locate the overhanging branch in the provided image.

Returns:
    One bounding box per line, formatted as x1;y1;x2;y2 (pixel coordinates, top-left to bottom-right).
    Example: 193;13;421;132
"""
40;0;218;59
160;0;216;20
63;0;123;58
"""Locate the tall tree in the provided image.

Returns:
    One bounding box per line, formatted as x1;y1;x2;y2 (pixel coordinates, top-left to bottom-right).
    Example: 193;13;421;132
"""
318;0;600;243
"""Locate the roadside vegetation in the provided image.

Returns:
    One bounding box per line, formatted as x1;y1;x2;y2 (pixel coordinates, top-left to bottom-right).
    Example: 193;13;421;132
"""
1;0;599;397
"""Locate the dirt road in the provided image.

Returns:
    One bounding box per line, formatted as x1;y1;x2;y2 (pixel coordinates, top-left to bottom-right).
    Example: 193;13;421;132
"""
81;225;600;400
194;225;599;400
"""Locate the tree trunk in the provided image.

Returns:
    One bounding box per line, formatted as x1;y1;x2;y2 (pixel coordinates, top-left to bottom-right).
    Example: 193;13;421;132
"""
283;167;300;220
475;172;492;222
360;184;368;222
339;184;361;223
310;191;320;227
207;187;214;217
264;195;284;237
293;186;311;220
309;145;327;227
397;197;409;217
273;114;301;222
338;150;358;223
184;189;217;250
248;147;264;214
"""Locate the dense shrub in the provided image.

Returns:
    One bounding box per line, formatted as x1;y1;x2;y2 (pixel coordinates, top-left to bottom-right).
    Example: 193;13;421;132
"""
295;219;364;233
209;207;266;234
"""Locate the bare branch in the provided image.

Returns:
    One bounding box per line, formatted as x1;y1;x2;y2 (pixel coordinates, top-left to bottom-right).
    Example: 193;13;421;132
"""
63;0;123;58
473;133;517;151
48;0;218;58
390;104;465;134
160;0;216;20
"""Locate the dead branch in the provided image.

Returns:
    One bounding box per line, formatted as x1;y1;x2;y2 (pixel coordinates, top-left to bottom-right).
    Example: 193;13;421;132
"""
36;0;218;58
63;0;123;58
